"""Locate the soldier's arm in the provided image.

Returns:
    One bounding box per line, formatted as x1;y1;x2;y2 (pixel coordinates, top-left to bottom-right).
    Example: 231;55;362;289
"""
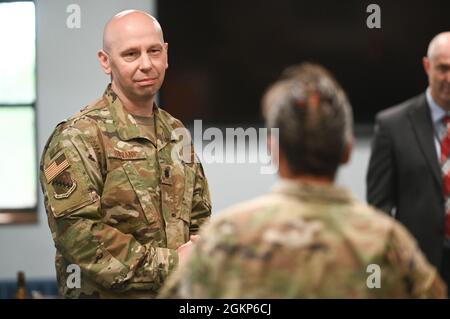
40;121;178;292
366;116;396;216
159;217;236;299
159;228;213;298
189;157;212;234
157;261;185;298
385;222;447;298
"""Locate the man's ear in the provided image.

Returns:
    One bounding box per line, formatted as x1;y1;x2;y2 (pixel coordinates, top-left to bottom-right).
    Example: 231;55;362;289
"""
164;42;169;69
340;139;353;165
423;56;430;76
267;133;279;167
97;50;111;75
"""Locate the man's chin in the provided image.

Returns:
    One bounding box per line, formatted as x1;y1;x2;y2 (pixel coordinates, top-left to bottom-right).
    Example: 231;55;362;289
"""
440;91;450;102
440;97;450;110
133;90;156;101
136;83;160;93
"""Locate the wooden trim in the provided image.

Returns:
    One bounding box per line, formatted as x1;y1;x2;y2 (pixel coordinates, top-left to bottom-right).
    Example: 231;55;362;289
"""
0;211;38;224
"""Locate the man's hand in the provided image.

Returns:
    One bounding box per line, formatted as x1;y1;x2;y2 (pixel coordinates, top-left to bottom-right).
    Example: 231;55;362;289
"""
189;234;200;243
176;235;201;268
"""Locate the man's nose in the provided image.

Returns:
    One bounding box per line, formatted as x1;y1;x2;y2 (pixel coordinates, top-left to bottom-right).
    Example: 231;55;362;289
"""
139;53;152;70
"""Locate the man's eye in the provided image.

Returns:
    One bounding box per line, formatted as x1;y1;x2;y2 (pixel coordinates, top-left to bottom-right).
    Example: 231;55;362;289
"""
150;49;161;55
123;52;138;60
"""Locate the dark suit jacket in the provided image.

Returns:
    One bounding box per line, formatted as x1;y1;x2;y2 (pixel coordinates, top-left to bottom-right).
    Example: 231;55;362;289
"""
367;93;446;270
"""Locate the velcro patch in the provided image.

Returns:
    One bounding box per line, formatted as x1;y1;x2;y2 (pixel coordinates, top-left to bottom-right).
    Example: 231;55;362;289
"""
161;164;172;185
113;150;141;160
52;171;77;199
44;153;70;183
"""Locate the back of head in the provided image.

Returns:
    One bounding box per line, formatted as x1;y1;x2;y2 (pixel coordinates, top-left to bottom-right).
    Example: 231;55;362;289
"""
262;63;353;178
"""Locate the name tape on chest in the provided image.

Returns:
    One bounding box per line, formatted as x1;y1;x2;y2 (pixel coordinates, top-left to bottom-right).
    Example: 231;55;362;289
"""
113;150;142;160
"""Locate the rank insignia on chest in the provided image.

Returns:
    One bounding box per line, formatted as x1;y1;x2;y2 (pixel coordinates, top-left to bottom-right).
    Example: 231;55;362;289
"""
160;164;172;185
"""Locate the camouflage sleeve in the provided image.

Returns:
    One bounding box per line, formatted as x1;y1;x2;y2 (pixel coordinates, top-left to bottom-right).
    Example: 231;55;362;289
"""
158;234;212;298
40;120;178;292
159;218;233;298
157;260;186;298
189;156;212;234
385;222;447;298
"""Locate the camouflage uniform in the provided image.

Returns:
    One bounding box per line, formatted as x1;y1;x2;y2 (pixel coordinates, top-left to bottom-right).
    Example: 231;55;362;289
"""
160;180;446;298
40;85;211;298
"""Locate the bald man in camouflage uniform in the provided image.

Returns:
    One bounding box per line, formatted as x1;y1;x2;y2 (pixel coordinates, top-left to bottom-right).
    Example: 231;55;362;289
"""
40;11;211;298
160;64;446;298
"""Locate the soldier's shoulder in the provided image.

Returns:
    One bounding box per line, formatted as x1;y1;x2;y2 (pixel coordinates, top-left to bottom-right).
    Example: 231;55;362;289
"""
207;194;285;232
340;201;405;256
58;97;109;132
386;213;421;249
67;96;110;124
359;202;399;230
157;107;187;130
43;98;109;155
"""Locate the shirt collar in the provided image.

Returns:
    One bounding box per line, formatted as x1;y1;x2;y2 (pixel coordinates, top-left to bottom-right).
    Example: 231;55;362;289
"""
271;179;354;204
103;84;176;148
426;87;447;125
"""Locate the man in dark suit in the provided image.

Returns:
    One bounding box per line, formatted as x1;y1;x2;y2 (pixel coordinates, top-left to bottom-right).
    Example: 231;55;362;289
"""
367;32;450;290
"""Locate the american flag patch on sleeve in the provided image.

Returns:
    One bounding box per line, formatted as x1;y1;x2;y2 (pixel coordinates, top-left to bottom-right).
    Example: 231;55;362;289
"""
44;153;70;183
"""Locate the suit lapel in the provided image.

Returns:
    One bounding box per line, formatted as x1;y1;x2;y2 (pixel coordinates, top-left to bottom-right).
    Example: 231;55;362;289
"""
408;94;442;187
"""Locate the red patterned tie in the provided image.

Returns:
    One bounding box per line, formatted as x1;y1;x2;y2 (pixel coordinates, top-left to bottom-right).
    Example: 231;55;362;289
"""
440;115;450;240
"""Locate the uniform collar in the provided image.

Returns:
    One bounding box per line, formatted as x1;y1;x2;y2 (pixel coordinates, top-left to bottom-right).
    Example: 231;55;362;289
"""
103;84;176;149
271;179;354;204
